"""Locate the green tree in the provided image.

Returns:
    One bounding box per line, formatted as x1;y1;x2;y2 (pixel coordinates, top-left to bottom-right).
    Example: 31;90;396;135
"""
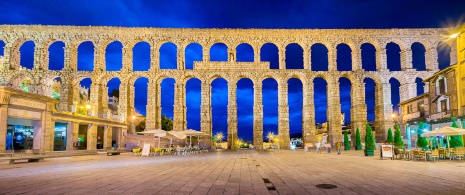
135;119;146;132
450;119;463;148
161;115;173;131
393;123;404;148
343;131;350;147
365;123;375;150
416;122;428;148
387;128;393;143
355;127;362;149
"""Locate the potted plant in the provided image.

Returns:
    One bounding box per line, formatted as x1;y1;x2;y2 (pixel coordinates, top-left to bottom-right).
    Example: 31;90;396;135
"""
416;122;429;150
393;123;404;148
364;123;375;156
387;128;393;144
355;127;362;150
343;131;350;150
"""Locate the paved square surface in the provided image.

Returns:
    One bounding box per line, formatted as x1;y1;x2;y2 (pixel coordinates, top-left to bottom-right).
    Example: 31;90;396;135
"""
1;149;464;194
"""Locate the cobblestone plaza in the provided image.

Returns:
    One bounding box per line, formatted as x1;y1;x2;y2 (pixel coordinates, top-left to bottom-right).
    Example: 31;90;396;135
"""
1;150;465;195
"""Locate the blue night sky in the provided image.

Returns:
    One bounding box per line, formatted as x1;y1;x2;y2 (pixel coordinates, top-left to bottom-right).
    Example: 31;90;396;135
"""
1;0;464;141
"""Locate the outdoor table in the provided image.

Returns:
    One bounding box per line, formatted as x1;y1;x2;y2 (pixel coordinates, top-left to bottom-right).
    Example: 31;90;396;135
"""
424;151;432;161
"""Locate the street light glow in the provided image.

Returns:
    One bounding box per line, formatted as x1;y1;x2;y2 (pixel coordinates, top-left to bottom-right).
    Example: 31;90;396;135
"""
449;33;459;38
85;104;91;109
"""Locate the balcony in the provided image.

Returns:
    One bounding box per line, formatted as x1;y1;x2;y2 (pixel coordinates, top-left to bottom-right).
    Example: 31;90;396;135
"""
402;112;421;122
428;109;457;121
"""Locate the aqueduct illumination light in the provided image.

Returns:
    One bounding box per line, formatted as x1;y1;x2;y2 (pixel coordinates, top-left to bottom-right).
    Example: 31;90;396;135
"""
449;33;459;39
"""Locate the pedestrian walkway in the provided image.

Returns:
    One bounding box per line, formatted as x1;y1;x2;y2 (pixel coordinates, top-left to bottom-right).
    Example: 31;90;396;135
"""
0;149;463;194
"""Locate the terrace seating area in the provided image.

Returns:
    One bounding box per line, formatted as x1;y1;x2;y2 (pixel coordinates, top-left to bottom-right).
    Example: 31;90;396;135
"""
132;146;209;157
395;147;465;162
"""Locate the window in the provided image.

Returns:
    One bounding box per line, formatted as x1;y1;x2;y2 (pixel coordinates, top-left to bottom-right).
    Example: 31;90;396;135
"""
407;105;412;114
440;100;447;112
439;78;445;94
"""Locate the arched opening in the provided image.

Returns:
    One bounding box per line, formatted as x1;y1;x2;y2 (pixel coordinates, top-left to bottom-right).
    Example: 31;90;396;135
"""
390;78;401;113
415;78;425;95
185;42;203;70
437;42;451;70
364;78;376;123
210;43;227;61
0;40;5;55
412;42;426;71
236;43;254;62
19;41;35;69
133;42;150;71
186;78;201;130
237;78;254;141
160;78;175;120
134;77;148;116
314;77;328;126
107;78;121;114
211;78;228;143
337;44;352;71
361;43;376;71
79;78;92;104
105;41;123;71
285;43;303;69
160;42;177;69
288;78;302;139
260;43;279;69
311;43;329;71
386;42;401;71
51;77;61;100
262;78;278;142
77;41;94;71
339;77;352;125
48;41;65;70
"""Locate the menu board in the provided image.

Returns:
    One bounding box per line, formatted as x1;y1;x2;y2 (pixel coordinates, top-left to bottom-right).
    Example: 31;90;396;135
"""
380;145;393;159
141;144;151;157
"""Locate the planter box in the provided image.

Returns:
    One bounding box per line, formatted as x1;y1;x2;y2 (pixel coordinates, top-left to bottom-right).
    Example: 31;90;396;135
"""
345;146;351;150
355;145;362;150
364;149;374;156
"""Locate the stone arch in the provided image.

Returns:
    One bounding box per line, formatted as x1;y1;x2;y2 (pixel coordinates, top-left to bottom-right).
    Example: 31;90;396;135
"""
236;43;254;62
210;42;228;62
411;42;426;71
415;77;425;95
386;42;402;71
105;40;123;71
159;42;178;69
18;40;35;69
77;41;95;71
47;40;65;70
437;41;452;70
285;43;303;69
185;42;203;70
132;41;151;71
311;43;329;71
361;42;377;71
336;43;353;71
185;77;202;130
260;42;279;69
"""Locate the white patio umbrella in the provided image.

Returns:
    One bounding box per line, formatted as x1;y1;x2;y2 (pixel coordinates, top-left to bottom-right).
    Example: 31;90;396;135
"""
166;130;187;146
422;126;465;148
180;129;210;148
137;129;167;148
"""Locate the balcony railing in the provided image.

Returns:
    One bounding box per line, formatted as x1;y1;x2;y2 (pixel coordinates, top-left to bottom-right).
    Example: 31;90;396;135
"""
402;112;420;121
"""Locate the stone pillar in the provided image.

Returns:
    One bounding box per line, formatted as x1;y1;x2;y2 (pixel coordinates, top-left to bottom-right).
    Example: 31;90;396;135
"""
1;43;12;70
351;80;367;142
67;122;79;151
353;48;362;70
177;48;185;70
150;43;159;70
228;49;235;62
326;79;342;146
400;48;412;70
200;82;212;136
146;81;157;130
94;44;105;72
203;47;209;62
379;49;387;70
118;83;128;123
426;47;439;71
399;82;416;103
173;82;187;130
89;83;100;116
278;81;290;149
87;124;97;150
42;104;54;152
64;44;78;70
253;82;263;150
279;47;285;69
122;46;132;71
33;44;43;69
254;45;260;62
328;49;337;71
303;48;310;70
302;81;316;144
58;79;70;111
0;93;10;153
375;83;394;142
119;127;127;150
450;41;458;65
103;126;112;149
227;81;238;149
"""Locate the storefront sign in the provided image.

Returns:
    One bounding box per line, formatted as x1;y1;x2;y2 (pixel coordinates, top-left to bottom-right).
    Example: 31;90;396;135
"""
8;108;42;120
10;98;46;110
380;144;394;160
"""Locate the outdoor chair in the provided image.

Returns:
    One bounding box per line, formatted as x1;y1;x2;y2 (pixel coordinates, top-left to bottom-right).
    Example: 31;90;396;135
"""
394;148;403;159
430;149;439;162
133;148;142;156
438;148;446;159
454;148;465;161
